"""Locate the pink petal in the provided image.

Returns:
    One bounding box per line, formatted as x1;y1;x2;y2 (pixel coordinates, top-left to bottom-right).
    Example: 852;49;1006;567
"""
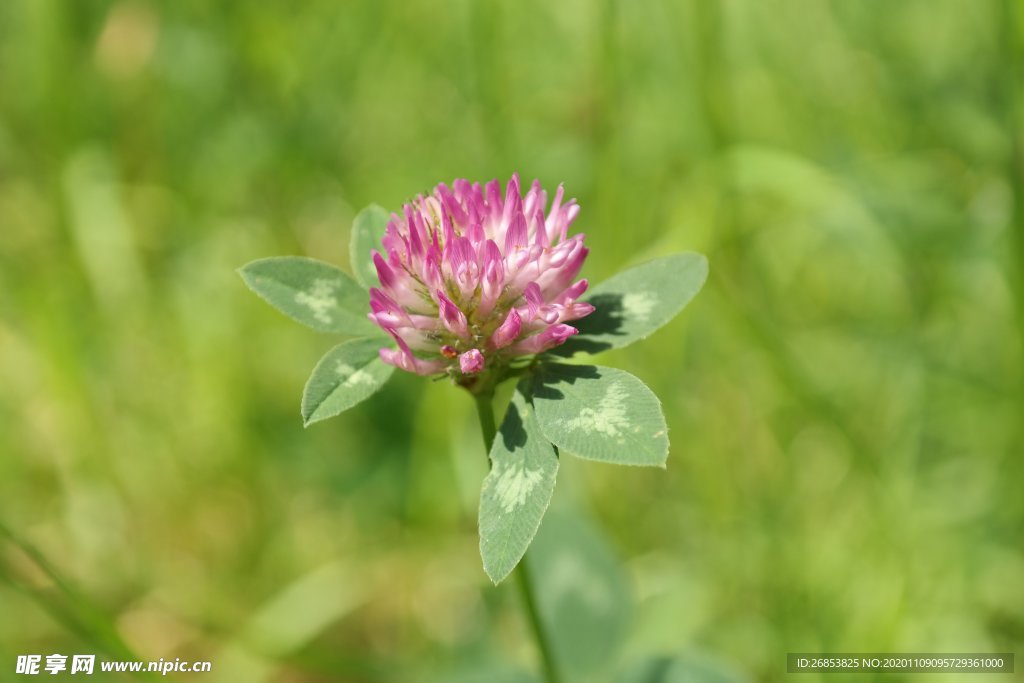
458;349;486;374
503;210;528;255
507;324;578;355
372;250;396;289
379;333;447;376
490;309;522;349
435;289;471;340
523;282;543;321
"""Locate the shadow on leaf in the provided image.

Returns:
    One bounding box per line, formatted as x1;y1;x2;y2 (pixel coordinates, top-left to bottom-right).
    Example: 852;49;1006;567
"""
499;399;528;451
547;293;625;356
532;364;602;400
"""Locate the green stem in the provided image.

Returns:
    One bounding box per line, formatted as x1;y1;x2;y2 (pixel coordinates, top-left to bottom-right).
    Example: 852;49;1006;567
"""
471;391;563;683
473;390;498;455
514;554;563;683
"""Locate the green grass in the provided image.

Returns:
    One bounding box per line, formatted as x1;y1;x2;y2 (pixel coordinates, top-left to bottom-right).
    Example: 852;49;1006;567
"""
1;1;1022;681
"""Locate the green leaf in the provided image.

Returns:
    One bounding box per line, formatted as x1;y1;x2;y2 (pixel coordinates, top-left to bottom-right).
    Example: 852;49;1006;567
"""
349;204;390;289
556;252;708;355
527;507;631;677
301;338;394;425
479;383;559;584
532;364;669;467
618;654;751;683
238;256;379;336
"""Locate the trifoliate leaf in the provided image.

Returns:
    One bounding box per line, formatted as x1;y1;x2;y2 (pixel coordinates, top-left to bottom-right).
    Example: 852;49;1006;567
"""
238;256;379;336
301;338;394;425
349;204;390;289
558;252;708;355
479;383;559;584
533;364;669;467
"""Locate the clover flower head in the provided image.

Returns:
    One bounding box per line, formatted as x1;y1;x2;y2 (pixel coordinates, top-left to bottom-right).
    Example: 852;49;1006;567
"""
368;174;593;380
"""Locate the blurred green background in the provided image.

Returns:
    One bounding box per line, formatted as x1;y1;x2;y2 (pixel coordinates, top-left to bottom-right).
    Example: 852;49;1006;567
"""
2;0;1022;681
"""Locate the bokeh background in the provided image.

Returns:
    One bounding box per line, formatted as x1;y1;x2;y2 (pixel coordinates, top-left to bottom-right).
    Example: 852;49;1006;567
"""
2;1;1022;681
